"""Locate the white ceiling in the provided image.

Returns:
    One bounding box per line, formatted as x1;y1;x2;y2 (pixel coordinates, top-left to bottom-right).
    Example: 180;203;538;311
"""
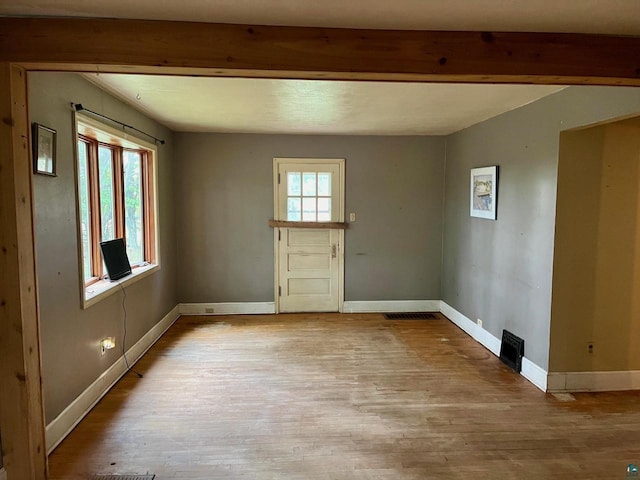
9;0;627;135
86;74;564;135
3;0;640;35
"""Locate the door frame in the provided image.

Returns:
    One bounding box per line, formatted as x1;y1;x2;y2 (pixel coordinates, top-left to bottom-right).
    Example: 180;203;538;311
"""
273;157;345;314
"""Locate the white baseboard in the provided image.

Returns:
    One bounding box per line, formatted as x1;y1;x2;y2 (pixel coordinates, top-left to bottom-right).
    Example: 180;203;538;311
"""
547;370;640;392
342;300;440;313
179;302;276;315
45;304;181;454
521;357;548;392
440;301;501;355
439;301;547;392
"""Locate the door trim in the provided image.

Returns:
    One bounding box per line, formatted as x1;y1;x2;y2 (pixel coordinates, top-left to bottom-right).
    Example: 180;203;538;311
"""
273;158;345;314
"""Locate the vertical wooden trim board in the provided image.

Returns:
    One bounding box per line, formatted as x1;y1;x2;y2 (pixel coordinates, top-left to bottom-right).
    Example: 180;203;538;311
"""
0;64;47;479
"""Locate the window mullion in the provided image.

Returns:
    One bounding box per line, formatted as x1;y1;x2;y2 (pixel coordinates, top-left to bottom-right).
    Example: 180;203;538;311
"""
113;147;125;239
142;152;156;264
87;140;102;279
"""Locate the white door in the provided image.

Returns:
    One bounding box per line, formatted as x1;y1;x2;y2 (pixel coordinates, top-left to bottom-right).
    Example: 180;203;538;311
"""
274;158;345;313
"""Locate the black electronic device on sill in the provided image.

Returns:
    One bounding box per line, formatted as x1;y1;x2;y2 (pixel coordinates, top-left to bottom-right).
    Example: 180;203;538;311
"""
100;238;132;281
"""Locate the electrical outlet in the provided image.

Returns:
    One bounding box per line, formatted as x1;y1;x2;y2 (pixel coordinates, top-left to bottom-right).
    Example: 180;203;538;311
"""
100;337;116;356
205;307;214;313
349;212;356;222
477;319;483;328
588;343;594;354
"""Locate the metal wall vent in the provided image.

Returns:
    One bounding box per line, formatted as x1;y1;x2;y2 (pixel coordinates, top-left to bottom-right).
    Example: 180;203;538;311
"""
384;312;436;320
499;329;524;373
92;475;155;480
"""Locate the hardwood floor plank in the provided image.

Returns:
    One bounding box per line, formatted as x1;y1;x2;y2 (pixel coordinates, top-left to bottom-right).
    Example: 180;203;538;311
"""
48;314;640;479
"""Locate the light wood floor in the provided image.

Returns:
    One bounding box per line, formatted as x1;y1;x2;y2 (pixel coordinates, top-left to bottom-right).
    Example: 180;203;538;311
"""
48;313;640;479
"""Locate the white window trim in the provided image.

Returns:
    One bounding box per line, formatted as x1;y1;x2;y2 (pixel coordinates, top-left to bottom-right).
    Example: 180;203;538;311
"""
73;112;161;309
83;263;160;308
273;157;345;222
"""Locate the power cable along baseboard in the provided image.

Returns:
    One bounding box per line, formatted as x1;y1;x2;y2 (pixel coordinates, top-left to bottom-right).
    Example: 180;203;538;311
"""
118;281;144;378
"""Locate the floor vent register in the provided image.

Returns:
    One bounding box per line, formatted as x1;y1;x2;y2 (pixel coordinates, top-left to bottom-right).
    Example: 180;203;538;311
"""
92;475;155;480
499;329;524;373
384;312;437;320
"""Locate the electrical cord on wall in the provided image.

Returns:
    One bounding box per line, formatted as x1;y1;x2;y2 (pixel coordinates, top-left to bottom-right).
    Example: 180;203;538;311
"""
118;281;144;379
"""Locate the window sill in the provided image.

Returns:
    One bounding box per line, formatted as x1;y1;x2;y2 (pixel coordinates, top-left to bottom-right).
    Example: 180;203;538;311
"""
83;263;159;309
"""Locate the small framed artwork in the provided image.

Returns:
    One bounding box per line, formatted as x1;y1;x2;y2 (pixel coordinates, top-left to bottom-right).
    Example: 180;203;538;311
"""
32;123;57;176
470;166;498;220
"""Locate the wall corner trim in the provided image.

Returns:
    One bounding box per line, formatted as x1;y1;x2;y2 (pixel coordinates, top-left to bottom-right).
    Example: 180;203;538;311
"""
439;301;548;392
45;304;181;454
178;302;276;316
547;370;640;392
343;300;441;313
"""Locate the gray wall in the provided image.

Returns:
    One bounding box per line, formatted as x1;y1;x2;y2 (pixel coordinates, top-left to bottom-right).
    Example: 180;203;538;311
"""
174;134;445;303
442;86;640;370
29;73;178;423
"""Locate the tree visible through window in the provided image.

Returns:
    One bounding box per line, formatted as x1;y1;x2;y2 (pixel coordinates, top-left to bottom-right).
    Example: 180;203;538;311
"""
123;150;144;265
98;145;115;242
77;140;93;282
76;130;156;285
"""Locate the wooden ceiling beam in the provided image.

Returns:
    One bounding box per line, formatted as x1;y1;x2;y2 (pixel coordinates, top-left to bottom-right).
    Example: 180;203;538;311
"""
1;17;640;85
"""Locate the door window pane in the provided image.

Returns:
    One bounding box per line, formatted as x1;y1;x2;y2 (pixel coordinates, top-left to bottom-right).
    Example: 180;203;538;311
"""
98;146;115;242
318;197;331;221
284;170;335;222
287;172;301;196
302;173;316;196
302;197;316;221
287;197;301;221
77;141;92;281
123;150;144;265
318;173;331;196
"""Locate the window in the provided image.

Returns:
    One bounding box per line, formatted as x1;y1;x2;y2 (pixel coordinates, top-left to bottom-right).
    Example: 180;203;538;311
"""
286;172;332;221
75;114;158;301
